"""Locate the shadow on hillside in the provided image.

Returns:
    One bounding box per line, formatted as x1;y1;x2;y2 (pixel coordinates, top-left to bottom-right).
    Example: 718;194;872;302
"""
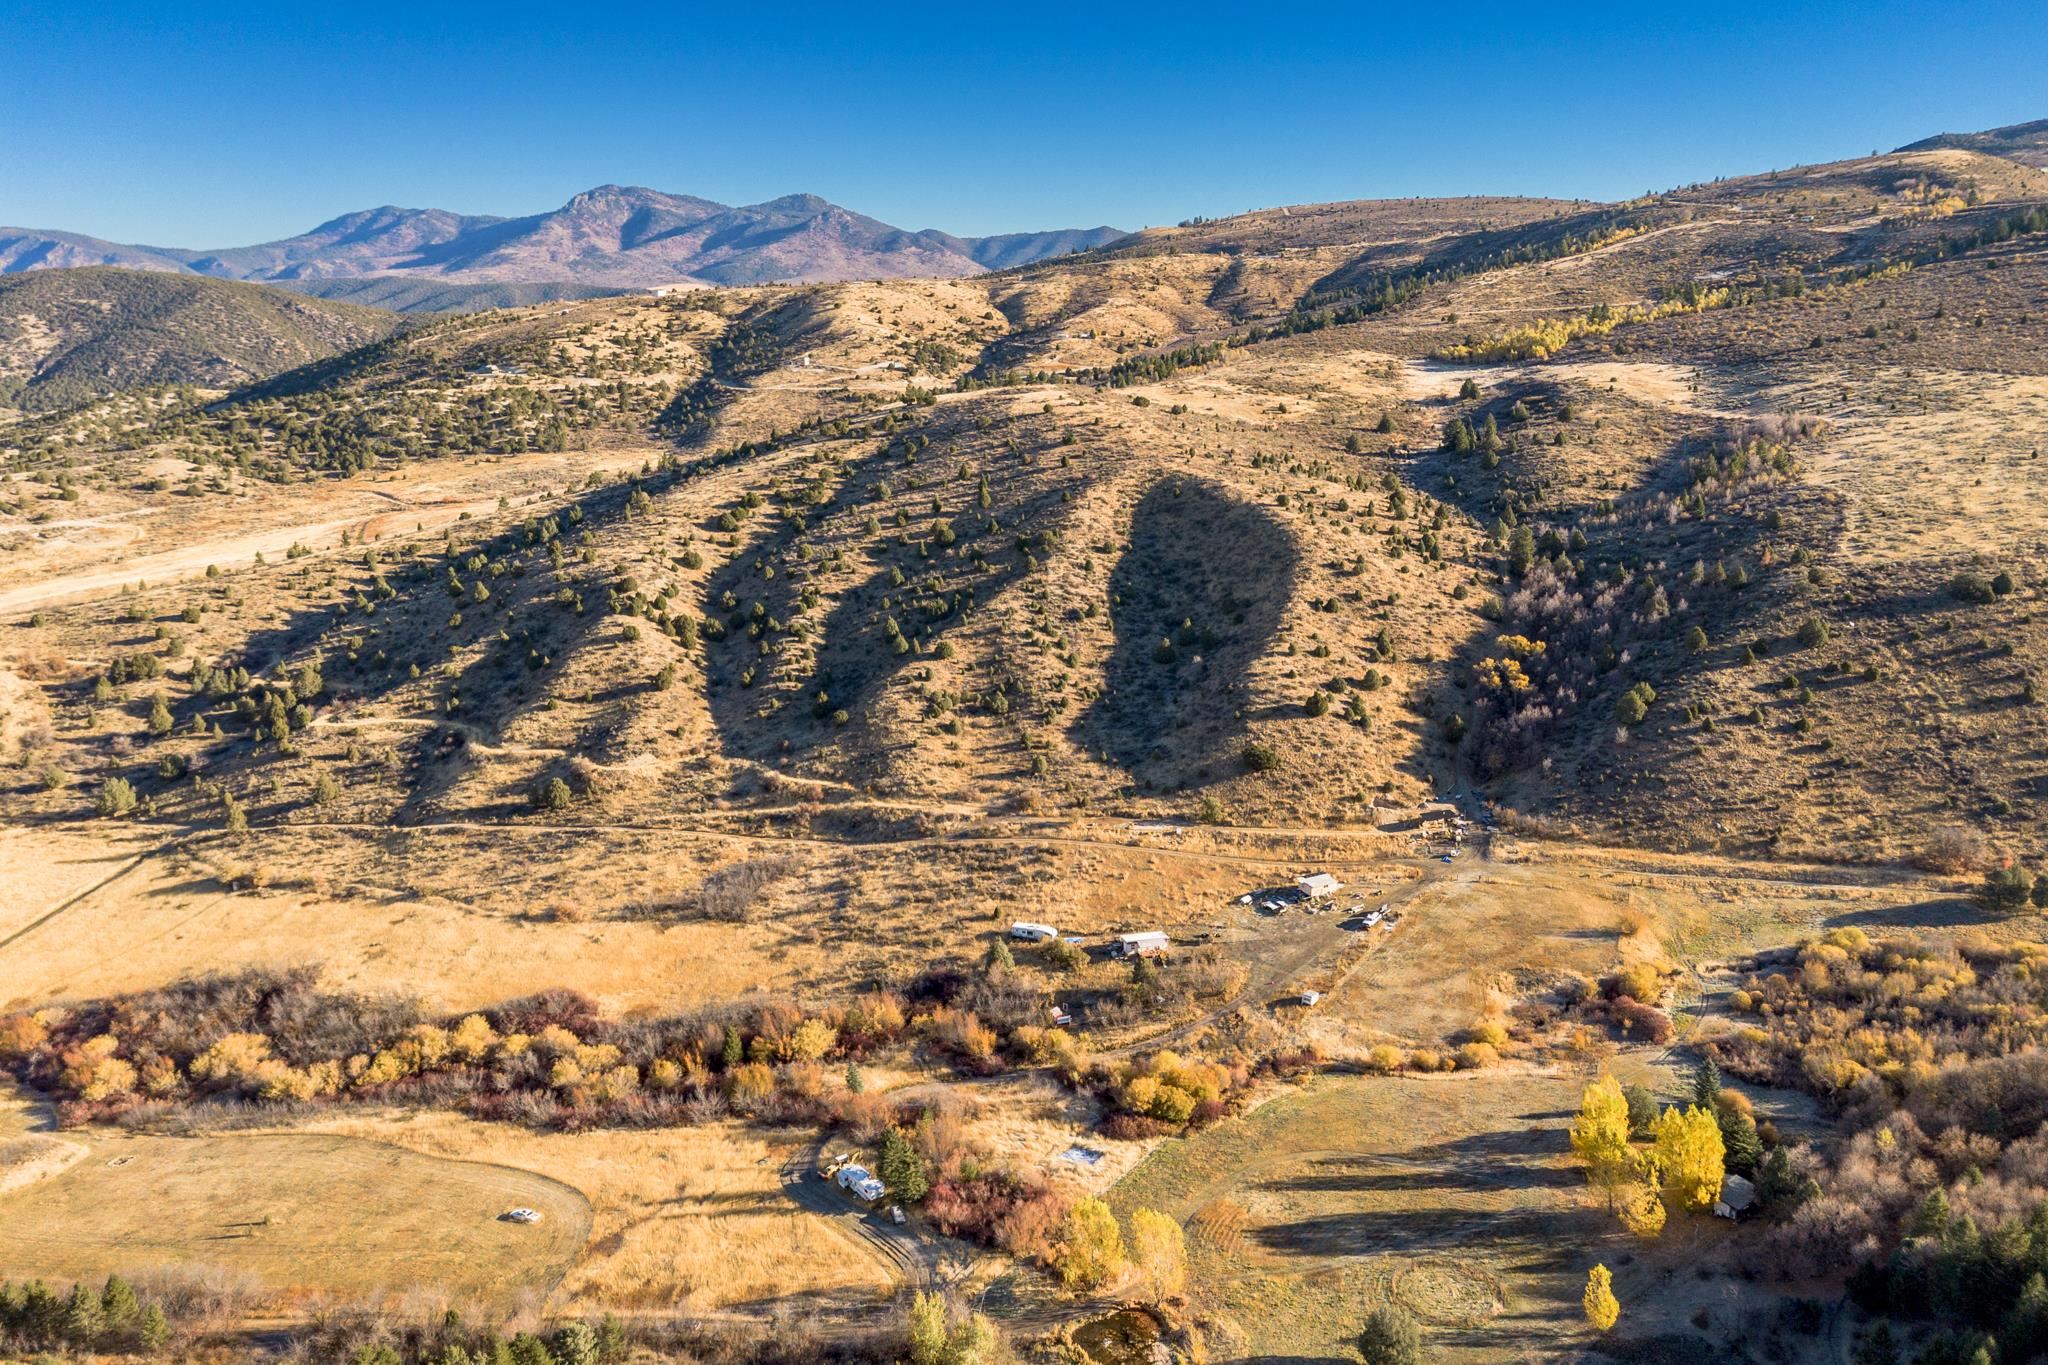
1075;478;1297;791
1826;894;1981;931
703;425;1086;776
1249;1204;1603;1261
203;472;659;825
1299;204;1632;310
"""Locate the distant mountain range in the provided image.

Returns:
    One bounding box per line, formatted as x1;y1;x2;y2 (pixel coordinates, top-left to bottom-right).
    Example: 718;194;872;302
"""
0;187;1127;312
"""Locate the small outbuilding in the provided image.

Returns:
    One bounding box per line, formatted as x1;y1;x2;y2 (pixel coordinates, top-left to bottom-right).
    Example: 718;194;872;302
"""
1713;1174;1756;1220
1112;931;1170;959
1297;873;1343;899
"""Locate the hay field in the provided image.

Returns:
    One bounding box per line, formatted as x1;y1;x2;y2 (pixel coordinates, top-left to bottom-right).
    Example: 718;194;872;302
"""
0;1126;590;1307
297;1112;894;1314
1105;1071;1600;1361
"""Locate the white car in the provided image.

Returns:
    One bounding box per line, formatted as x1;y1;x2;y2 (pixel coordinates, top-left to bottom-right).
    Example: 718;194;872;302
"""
504;1207;542;1224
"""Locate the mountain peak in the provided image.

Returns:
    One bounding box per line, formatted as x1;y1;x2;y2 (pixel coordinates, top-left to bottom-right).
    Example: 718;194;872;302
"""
747;192;835;215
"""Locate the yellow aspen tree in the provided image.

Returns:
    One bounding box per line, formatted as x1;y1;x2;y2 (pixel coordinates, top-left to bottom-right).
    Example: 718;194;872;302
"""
1652;1104;1726;1213
908;1291;949;1365
1057;1196;1127;1290
1129;1207;1186;1301
1569;1073;1633;1208
1617;1176;1666;1238
1584;1264;1620;1331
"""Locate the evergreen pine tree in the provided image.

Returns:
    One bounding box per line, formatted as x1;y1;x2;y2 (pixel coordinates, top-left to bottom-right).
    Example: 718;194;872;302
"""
62;1281;103;1347
1693;1056;1722;1108
101;1273;140;1329
137;1303;171;1354
1854;1322;1899;1365
880;1126;931;1203
550;1321;598;1365
1720;1113;1763;1175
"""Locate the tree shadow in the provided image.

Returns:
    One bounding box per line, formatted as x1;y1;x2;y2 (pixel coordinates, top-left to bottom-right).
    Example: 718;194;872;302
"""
1075;477;1297;789
701;425;1086;774
143;468;668;827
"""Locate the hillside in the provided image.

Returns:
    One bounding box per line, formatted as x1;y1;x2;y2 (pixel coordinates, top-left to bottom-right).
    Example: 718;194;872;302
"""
0;268;401;412
8;144;2045;860
276;276;629;314
4;123;2048;1365
1900;116;2048;167
0;189;1128;306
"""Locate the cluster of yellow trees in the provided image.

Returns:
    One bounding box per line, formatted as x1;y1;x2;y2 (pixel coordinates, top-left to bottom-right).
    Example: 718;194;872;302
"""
1116;1050;1235;1125
1054;1197;1186;1301
1721;926;2048;1105
1473;633;1547;694
1892;176;1976;220
907;1290;1000;1365
15;993;915;1111
1434;287;1734;363
1569;1073;1725;1239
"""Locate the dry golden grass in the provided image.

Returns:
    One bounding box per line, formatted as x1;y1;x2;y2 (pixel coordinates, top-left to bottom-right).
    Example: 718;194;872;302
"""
1104;1071;1593;1362
1;152;2043;1352
298;1110;892;1313
0;1123;590;1306
0;825;792;1015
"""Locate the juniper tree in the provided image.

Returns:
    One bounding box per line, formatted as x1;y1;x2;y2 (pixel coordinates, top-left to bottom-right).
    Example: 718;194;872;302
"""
137;1303;170;1354
100;1274;139;1329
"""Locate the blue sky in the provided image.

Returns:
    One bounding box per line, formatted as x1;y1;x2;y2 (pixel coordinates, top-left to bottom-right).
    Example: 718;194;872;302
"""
4;1;2044;246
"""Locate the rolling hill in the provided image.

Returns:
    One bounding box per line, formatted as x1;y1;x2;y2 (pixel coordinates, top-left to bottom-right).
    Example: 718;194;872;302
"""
8;134;2043;864
1899;116;2048;168
6;117;2048;1365
0;268;401;412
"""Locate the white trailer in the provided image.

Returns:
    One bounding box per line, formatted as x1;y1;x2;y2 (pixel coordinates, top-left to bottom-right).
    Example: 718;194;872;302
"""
1112;931;1170;959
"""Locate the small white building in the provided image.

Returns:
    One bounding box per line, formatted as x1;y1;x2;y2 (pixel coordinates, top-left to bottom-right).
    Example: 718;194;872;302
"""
1113;931;1170;959
1009;921;1059;943
1713;1174;1756;1220
1297;873;1343;900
